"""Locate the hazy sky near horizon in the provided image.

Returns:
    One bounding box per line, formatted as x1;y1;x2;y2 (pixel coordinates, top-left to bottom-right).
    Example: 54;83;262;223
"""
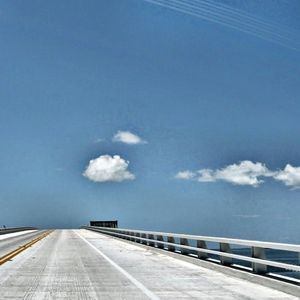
1;0;300;242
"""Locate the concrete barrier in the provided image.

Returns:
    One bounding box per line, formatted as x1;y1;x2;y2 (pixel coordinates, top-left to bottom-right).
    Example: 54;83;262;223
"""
0;227;37;235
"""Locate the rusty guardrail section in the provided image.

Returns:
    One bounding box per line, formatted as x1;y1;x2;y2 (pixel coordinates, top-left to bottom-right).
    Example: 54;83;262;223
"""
82;226;300;282
0;230;53;265
0;227;37;235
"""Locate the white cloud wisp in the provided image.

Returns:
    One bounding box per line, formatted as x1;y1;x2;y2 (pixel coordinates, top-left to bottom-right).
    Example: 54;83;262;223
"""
176;160;277;187
273;164;300;189
175;170;196;180
198;161;273;187
113;131;147;145
83;155;135;182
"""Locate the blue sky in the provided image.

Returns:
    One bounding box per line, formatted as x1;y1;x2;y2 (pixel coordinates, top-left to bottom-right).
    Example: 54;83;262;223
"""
1;0;300;242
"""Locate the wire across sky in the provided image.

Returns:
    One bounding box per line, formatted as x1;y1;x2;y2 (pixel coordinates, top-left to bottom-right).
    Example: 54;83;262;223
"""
144;0;300;51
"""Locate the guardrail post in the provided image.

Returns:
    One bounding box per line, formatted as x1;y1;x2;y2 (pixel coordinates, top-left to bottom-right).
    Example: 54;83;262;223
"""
120;230;126;239
135;232;140;243
148;234;155;247
156;235;164;249
167;236;176;252
120;231;124;239
138;233;147;244
130;232;135;242
125;231;131;240
141;233;147;245
197;240;208;259
252;247;267;274
220;243;232;265
133;232;138;242
116;230;122;238
180;238;189;255
124;231;129;240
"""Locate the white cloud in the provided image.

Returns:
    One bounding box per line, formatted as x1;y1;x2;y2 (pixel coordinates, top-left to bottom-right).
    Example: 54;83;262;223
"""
176;161;300;189
197;169;216;182
176;160;274;187
94;138;105;143
175;170;196;180
234;214;261;218
273;164;300;189
113;131;147;145
83;155;135;182
207;161;273;187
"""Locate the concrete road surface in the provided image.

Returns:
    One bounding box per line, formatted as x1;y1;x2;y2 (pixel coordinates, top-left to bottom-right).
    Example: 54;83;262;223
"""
0;230;45;258
0;229;297;299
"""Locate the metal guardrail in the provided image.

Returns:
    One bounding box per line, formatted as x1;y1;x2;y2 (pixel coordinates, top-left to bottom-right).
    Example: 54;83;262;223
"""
82;225;300;280
0;227;37;235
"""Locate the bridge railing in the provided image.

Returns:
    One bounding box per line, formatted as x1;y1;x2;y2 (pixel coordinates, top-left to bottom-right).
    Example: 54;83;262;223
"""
0;227;37;235
82;225;300;280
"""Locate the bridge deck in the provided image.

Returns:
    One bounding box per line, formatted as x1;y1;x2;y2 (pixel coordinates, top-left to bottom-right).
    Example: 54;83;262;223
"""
0;230;43;257
0;229;297;299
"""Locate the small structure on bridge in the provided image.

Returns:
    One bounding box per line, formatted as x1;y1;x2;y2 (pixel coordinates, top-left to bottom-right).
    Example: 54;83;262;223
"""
90;220;118;228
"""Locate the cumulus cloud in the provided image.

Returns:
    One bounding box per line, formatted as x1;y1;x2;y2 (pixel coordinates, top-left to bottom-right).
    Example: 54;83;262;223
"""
176;160;274;187
113;131;147;145
197;169;216;182
200;161;273;187
176;160;300;189
83;155;135;182
175;170;196;180
273;164;300;189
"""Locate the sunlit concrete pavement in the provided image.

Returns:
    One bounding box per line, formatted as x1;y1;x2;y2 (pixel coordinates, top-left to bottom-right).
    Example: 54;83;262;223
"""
0;230;43;258
0;229;297;299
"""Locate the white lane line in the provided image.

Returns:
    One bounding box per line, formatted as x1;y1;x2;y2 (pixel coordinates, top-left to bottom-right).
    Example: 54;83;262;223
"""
74;230;160;300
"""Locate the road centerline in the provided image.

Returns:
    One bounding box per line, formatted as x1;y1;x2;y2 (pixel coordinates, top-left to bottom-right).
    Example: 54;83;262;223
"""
0;230;53;266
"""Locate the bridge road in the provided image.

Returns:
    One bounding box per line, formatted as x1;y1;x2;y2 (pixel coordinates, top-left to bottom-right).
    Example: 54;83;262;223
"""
0;230;45;258
0;229;297;299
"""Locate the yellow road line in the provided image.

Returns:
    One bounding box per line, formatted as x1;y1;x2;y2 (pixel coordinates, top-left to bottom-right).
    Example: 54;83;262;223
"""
0;230;53;265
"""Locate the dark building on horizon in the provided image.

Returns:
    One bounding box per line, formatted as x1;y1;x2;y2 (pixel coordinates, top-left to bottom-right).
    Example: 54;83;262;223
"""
90;220;118;228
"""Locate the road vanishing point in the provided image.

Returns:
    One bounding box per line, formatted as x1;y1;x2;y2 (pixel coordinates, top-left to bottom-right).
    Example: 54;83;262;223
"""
0;229;299;299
